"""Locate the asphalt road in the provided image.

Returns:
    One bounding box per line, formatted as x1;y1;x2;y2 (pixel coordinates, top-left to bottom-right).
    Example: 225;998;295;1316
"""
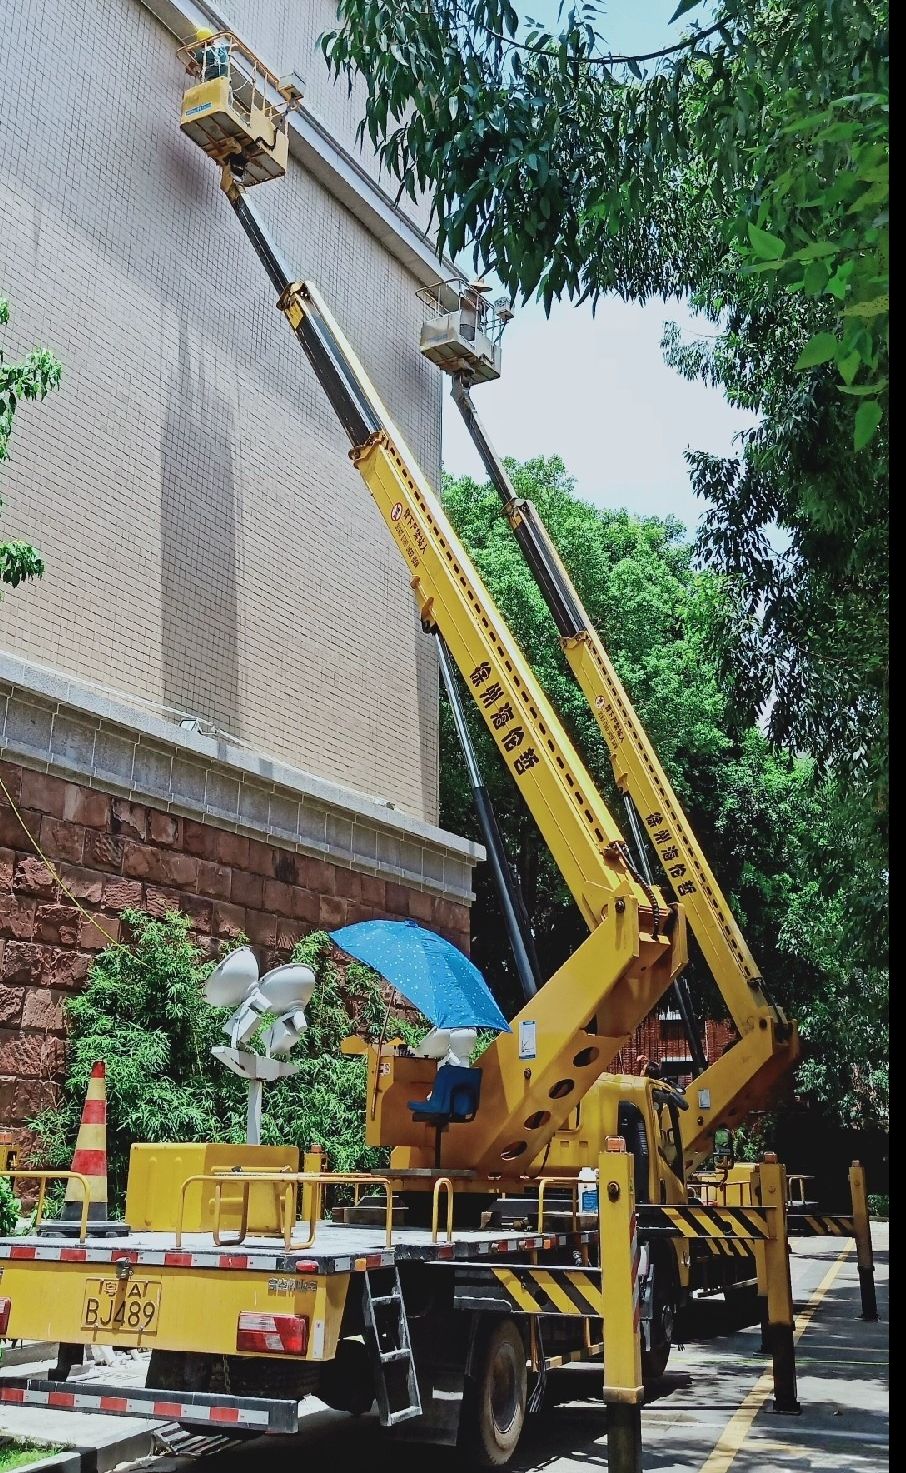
148;1227;889;1473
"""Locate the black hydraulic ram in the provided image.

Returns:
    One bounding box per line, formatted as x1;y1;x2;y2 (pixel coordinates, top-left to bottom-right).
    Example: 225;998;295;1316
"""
621;793;706;1076
435;634;542;1001
450;375;587;640
226;182;381;446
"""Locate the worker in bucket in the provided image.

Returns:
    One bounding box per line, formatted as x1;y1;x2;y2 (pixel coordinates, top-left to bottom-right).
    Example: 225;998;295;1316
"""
193;25;229;81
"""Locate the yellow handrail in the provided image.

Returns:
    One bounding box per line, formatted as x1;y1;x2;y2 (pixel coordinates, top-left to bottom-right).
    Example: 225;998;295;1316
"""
208;1166;297;1247
316;1175;396;1250
1;1170;93;1243
787;1173;814;1207
175;1171;398;1251
536;1176;581;1233
431;1177;454;1243
177;1172;298;1249
689;1171;755;1208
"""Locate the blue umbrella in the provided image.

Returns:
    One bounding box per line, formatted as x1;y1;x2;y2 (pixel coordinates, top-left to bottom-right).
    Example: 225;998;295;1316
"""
329;920;511;1034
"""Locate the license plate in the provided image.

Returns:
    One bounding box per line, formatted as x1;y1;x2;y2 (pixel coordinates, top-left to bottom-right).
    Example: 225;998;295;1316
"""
81;1277;161;1336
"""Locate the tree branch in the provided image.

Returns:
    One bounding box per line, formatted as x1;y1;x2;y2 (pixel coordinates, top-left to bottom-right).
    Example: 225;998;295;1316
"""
478;18;728;68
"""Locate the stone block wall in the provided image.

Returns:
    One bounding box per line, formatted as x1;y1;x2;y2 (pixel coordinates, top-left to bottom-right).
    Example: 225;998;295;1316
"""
0;757;472;1150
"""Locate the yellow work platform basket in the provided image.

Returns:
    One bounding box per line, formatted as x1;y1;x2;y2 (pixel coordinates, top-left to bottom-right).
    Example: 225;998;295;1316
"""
177;30;303;187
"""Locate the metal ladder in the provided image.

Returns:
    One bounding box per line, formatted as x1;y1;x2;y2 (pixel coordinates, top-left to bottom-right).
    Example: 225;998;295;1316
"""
362;1265;422;1425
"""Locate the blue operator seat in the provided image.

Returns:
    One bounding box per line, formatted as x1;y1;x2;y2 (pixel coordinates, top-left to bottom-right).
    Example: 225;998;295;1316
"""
409;1064;482;1125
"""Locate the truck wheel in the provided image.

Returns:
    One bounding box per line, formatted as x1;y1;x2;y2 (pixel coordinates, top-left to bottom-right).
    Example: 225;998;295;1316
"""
146;1350;212;1393
641;1250;678;1382
319;1338;375;1415
459;1317;527;1468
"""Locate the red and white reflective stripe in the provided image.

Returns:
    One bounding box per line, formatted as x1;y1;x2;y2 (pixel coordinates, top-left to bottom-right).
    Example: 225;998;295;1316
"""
629;1212;641;1332
352;1252;392;1271
236;1311;308;1355
0;1244;283;1271
0;1385;271;1428
473;1231;592;1256
0;1229;596;1271
332;1252;394;1272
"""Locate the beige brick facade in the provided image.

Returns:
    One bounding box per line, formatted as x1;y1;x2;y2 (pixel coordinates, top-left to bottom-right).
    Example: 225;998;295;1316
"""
0;0;445;822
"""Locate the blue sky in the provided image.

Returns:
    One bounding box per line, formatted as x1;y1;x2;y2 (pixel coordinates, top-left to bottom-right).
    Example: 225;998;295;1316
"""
441;1;753;533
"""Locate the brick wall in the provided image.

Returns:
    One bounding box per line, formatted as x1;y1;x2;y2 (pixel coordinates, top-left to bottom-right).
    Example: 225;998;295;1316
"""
614;1013;737;1083
0;759;470;1149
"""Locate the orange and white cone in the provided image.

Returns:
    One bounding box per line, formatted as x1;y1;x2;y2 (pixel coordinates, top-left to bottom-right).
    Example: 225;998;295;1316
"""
38;1062;128;1238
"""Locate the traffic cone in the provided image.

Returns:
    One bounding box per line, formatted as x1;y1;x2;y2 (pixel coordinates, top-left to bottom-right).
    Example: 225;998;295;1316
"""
38;1062;129;1238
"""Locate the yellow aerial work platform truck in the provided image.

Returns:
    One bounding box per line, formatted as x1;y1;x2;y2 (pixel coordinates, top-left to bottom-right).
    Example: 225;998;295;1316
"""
0;33;821;1471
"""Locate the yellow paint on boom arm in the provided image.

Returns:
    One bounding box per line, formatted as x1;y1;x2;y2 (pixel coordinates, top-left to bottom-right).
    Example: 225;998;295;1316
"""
273;268;650;928
514;506;799;1167
448;379;798;1169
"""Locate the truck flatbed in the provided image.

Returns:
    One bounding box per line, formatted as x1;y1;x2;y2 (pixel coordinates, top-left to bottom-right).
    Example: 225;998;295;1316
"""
0;1221;597;1275
0;1218;605;1440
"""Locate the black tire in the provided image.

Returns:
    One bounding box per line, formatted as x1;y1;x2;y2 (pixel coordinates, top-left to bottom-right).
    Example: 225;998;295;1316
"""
641;1249;678;1382
319;1338;375;1416
459;1317;528;1468
146;1350;213;1393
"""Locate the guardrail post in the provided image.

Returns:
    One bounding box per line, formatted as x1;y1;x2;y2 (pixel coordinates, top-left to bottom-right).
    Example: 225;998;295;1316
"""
302;1145;324;1229
759;1156;800;1414
599;1146;644;1473
753;1239;770;1352
849;1161;878;1321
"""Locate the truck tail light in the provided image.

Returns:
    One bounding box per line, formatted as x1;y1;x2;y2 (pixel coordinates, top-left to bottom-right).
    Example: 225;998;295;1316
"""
236;1311;308;1355
0;1299;10;1335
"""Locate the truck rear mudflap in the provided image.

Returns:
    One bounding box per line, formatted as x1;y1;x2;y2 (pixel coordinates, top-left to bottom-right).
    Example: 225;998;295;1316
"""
0;1376;301;1434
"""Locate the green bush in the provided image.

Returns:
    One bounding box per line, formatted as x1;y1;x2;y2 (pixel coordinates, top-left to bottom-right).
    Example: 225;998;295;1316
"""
0;1178;20;1236
30;912;401;1210
867;1193;889;1218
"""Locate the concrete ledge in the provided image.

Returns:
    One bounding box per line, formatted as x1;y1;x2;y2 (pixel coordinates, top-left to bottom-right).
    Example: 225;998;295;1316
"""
0;654;483;903
0;1342;56;1368
0;1429;157;1473
0;1451;80;1473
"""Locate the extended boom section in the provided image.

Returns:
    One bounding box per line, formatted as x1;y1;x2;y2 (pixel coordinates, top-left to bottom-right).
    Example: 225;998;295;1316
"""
450;378;798;1168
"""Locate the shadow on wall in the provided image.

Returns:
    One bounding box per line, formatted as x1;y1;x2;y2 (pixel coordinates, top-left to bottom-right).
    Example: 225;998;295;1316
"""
160;314;241;734
413;613;439;816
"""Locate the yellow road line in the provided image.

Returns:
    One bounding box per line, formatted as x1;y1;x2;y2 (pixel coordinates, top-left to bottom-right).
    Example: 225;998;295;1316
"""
698;1244;852;1473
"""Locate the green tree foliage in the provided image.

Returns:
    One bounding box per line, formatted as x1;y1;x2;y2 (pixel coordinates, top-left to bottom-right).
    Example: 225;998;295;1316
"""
776;779;888;1129
323;0;886;424
321;0;888;804
0;296;61;591
0;1179;20;1237
30;914;395;1209
439;458;887;1132
662;287;888;819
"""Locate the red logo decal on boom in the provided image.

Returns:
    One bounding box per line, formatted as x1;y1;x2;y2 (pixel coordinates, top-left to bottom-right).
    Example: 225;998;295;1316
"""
391;503;403;522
